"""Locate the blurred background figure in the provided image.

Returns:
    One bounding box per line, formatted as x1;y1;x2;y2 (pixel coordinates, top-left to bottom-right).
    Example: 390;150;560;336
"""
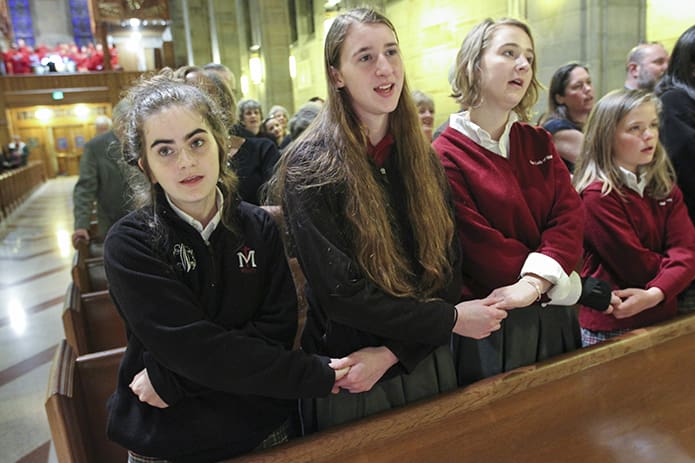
281;101;322;152
72;102;131;247
262;116;284;146
269;104;291;148
233;99;263;137
624;42;669;91
539;62;595;172
4;134;29;168
412;90;435;142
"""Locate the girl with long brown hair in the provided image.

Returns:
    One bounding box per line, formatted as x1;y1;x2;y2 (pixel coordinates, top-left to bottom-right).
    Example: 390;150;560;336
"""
274;7;506;432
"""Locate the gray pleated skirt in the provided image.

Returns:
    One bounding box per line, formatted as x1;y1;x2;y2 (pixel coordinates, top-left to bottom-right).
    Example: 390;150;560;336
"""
301;344;457;434
454;303;581;387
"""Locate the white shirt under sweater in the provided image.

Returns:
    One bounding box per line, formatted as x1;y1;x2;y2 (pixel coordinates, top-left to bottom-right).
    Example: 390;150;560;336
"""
449;111;582;306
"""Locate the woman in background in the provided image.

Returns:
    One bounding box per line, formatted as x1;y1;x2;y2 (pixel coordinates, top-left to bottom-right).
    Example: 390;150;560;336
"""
539;62;595;172
412;89;436;142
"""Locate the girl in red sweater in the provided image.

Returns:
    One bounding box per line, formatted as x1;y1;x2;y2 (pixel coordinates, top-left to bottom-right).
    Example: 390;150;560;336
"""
433;18;594;385
574;89;695;346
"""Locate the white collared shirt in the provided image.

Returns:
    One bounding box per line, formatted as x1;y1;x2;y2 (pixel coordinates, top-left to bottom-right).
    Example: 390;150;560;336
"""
166;187;224;241
449;111;519;159
618;166;647;197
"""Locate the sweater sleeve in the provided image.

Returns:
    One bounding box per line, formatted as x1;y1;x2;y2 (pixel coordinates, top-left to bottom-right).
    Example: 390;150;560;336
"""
104;218;335;405
73;141;98;230
646;186;695;300
283;181;455;350
582;188;663;287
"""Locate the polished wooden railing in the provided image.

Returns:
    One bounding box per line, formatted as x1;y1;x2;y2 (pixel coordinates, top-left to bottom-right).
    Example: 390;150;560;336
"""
231;313;695;462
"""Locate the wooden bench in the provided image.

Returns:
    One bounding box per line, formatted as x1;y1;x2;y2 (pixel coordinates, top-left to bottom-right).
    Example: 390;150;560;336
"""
0;160;45;221
229;313;695;462
45;340;127;463
62;282;126;356
72;239;107;293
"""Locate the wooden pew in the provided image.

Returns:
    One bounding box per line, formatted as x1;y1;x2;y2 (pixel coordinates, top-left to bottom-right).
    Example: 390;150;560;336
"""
0;160;45;220
62;282;126;356
71;239;107;293
45;340;126;463
229;313;695;462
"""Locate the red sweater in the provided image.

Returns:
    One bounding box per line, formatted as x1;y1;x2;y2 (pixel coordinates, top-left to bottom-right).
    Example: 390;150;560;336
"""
579;181;695;330
433;123;583;299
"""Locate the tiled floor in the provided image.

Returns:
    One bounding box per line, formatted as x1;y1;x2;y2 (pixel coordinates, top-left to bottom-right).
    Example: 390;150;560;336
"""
0;176;77;463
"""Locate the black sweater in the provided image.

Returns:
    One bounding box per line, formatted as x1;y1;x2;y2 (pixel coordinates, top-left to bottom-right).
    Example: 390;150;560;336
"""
104;195;334;462
658;87;695;223
283;145;462;378
229;125;280;205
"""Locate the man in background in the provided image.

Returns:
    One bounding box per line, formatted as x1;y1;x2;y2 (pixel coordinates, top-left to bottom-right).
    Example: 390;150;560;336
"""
72;102;130;248
624;42;669;91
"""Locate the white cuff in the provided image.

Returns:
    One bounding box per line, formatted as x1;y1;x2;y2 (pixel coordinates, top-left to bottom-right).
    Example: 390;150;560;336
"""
545;271;582;306
520;252;566;285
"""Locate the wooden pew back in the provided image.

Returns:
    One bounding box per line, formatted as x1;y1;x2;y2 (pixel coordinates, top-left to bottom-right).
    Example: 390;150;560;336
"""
62;282;126;356
45;340;126;463
230;314;695;462
72;240;107;293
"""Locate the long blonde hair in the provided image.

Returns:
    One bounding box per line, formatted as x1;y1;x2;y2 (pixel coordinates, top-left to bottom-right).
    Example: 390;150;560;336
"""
574;89;675;199
274;8;455;299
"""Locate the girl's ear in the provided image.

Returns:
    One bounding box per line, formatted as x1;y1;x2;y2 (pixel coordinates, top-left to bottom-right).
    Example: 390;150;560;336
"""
137;158;157;184
330;66;345;88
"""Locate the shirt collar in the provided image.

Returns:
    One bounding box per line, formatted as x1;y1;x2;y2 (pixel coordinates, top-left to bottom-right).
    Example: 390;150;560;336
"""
165;187;224;241
367;133;395;167
449;111;519;158
619;166;647;197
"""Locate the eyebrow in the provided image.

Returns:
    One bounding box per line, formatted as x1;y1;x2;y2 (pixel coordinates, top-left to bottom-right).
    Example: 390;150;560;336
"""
500;42;535;54
149;128;208;149
351;42;399;59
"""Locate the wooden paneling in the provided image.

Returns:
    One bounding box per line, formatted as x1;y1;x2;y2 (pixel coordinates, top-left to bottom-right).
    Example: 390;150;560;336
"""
0;72;141;148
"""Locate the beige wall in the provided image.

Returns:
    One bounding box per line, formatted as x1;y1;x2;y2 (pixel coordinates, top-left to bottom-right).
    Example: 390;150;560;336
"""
171;0;694;123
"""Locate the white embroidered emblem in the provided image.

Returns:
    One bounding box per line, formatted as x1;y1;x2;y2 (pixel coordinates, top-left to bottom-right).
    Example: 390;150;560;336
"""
658;198;673;206
237;245;257;272
529;155;553;166
173;243;197;272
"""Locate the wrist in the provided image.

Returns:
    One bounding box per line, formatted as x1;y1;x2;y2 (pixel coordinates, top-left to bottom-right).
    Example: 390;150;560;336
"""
646;286;665;305
520;277;542;302
521;273;552;293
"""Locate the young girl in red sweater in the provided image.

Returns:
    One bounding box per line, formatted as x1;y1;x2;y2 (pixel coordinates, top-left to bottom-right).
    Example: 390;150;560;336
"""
574;89;695;346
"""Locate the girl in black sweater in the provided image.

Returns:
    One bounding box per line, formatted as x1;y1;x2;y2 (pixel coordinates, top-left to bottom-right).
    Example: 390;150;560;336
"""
104;70;347;463
273;8;507;433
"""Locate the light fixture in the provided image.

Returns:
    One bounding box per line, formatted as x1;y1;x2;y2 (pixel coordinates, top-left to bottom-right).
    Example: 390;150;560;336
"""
35;108;54;122
240;75;250;95
289;55;296;79
249;55;263;85
74;104;90;119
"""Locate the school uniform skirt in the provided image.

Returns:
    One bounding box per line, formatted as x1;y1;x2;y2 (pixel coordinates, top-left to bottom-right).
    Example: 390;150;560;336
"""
300;345;456;434
454;303;581;387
